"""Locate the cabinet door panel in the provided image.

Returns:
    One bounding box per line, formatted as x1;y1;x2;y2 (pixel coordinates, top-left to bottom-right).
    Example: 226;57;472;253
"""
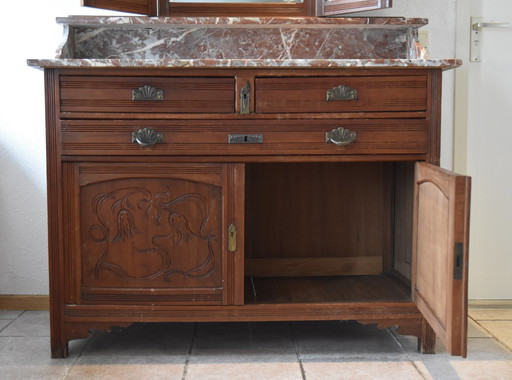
64;163;244;306
412;162;471;357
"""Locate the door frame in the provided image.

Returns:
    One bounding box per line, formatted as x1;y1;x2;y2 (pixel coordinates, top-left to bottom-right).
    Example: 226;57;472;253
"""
453;0;472;174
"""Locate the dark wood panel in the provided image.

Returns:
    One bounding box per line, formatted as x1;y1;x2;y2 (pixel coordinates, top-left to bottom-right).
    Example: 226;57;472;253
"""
169;2;309;17
82;0;162;16
412;162;471;357
245;256;382;277
246;162;393;262
60;163;244;307
60;76;235;114
392;161;415;279
60;119;429;156
255;76;427;113
246;275;410;304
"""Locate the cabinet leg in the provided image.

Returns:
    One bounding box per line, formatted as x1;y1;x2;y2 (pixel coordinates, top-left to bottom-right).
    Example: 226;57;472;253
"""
418;319;436;354
51;342;69;359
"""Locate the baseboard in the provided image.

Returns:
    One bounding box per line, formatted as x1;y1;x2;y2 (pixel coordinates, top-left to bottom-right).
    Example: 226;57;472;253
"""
0;295;50;311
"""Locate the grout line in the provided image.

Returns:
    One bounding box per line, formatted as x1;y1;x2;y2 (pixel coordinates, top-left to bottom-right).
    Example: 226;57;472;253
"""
290;322;307;380
387;328;429;380
469;317;512;354
0;311;27;335
61;325;98;379
0;319;18;334
181;322;198;380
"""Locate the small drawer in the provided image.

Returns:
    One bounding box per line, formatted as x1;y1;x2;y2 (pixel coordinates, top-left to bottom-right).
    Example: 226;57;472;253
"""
61;119;428;157
60;76;235;114
255;76;427;113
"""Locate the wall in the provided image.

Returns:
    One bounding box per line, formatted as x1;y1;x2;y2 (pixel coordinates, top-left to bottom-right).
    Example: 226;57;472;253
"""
455;0;512;299
0;0;457;295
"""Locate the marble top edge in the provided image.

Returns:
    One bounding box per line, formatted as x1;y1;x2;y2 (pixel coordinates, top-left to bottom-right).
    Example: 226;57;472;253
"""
27;58;461;70
56;16;428;28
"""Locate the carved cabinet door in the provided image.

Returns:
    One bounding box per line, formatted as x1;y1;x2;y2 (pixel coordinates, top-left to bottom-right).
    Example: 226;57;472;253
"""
412;162;471;357
63;163;244;306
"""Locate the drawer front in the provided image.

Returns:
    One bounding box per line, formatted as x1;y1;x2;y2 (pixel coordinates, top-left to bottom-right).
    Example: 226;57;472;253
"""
60;76;235;114
255;76;428;113
61;119;428;156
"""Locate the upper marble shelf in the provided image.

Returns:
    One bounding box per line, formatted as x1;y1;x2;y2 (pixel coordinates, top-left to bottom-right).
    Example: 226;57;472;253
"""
55;15;429;28
28;16;461;69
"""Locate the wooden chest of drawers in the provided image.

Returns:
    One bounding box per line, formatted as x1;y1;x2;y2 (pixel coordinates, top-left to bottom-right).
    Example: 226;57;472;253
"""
43;66;470;358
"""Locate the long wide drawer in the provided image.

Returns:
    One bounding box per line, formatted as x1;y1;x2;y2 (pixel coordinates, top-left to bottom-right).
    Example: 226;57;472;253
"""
59;76;235;114
61;119;429;156
255;76;428;113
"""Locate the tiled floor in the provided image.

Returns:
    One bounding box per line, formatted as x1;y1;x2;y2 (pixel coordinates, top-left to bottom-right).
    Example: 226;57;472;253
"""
0;305;511;379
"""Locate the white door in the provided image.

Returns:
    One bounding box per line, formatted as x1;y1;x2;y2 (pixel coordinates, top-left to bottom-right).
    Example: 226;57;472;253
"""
455;0;512;299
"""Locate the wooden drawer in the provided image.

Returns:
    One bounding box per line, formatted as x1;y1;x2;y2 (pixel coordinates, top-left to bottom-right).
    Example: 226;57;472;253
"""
59;76;235;114
255;76;428;113
61;119;429;157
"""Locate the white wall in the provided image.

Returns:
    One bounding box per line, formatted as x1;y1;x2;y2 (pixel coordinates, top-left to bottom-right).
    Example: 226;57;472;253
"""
0;1;125;295
455;0;512;299
0;0;457;295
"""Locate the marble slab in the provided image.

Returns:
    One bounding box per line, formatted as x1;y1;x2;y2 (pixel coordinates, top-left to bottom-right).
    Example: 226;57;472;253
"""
53;16;427;61
28;16;461;70
56;16;428;28
27;58;461;69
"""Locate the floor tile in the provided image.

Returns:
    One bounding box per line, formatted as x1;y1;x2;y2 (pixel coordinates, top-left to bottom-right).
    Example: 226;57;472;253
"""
301;360;425;380
0;319;12;332
479;321;512;351
401;337;512;380
468;319;491;338
66;355;187;380
449;360;512;380
0;336;77;379
469;309;512;320
83;322;195;357
185;361;304;380
192;322;297;360
0;310;50;337
293;321;407;361
0;310;23;319
188;322;301;379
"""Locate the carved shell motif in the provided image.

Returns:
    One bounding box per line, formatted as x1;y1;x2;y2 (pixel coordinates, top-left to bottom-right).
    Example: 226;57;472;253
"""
132;85;164;101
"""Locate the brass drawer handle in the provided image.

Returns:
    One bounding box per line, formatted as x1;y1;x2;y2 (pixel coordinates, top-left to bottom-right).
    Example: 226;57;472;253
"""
326;85;358;101
326;127;357;146
132;85;164;101
132;128;164;147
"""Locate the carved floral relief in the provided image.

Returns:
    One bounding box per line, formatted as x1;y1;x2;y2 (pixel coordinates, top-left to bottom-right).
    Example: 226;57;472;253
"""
82;179;221;288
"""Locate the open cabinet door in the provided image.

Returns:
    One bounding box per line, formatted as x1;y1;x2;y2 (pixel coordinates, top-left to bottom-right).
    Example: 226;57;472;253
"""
412;162;471;357
82;0;169;16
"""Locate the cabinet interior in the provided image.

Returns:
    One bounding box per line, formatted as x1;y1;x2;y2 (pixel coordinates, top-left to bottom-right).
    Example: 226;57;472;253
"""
244;161;415;304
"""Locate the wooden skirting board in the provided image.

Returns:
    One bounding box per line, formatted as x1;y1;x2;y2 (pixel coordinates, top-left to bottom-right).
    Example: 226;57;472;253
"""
0;295;49;311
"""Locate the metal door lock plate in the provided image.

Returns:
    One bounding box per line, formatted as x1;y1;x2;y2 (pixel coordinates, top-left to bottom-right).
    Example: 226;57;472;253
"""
228;134;263;144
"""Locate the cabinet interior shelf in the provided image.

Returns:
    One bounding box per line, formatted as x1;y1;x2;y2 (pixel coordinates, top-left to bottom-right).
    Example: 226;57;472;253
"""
244;274;411;304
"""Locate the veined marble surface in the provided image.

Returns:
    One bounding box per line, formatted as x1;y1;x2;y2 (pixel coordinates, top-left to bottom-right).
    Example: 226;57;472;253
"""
51;16;428;61
56;16;428;28
28;16;460;69
27;58;461;69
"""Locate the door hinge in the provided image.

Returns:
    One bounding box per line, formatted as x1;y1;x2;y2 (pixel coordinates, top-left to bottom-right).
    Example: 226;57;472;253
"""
228;224;237;252
454;242;464;280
